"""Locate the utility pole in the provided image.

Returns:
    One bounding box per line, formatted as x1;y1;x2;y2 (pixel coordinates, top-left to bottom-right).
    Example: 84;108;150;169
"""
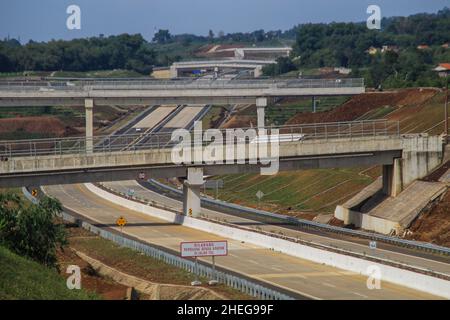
445;76;449;140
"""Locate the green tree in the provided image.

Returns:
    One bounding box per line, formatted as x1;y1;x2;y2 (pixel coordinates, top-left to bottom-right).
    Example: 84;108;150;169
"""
263;57;297;76
0;193;67;268
152;29;172;44
208;29;215;41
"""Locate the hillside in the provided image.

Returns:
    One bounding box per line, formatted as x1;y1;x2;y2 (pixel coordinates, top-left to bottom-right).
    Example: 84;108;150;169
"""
286;88;439;127
0;105;143;140
0;245;96;300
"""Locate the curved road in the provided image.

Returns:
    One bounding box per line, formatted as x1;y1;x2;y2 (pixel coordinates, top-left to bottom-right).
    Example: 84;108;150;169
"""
42;101;447;299
45;183;441;299
102;180;450;276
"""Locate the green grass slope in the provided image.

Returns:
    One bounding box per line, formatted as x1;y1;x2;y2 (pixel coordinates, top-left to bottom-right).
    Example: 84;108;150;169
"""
0;246;96;300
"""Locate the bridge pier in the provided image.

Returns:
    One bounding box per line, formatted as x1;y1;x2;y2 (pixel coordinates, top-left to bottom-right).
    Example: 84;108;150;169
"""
256;97;267;129
254;66;263;78
382;159;403;197
85;99;94;154
169;66;178;78
182;167;204;218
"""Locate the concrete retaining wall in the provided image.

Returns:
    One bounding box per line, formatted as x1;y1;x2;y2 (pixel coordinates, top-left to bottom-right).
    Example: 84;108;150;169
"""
335;205;401;235
401;135;443;187
85;183;450;299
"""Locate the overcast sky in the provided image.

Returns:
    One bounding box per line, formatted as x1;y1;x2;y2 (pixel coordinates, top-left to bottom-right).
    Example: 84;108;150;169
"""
0;0;448;43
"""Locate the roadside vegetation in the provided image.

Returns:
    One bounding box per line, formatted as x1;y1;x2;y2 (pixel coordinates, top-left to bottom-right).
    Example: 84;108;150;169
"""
0;188;249;299
0;193;67;267
67;226;251;300
0;190;98;299
0;245;96;300
265;8;450;88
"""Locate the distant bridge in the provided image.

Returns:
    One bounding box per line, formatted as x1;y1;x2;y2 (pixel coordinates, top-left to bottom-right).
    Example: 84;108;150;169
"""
0;78;365;107
170;59;276;78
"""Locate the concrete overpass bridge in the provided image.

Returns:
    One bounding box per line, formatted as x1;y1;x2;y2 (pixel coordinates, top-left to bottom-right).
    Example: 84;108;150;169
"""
0;120;443;216
0;77;365;153
169;60;276;78
0;78;365;107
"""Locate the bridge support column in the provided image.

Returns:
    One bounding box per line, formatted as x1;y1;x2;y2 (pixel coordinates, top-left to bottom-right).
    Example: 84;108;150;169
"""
256;97;267;129
85;99;94;154
382;159;402;197
254;66;263;78
183;167;204;218
169;66;178;78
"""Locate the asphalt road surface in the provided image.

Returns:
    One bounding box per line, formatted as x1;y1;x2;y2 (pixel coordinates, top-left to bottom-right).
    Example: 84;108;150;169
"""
45;183;442;300
103;180;450;277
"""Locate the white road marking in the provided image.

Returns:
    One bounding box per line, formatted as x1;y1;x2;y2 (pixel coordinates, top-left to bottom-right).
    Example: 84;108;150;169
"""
352;292;369;299
271;266;283;271
322;282;336;288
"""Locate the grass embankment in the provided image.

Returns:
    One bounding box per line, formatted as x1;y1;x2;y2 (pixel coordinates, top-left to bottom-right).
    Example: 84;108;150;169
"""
208;167;379;217
202;106;226;129
67;226;251;300
0;245;96;300
267;96;351;125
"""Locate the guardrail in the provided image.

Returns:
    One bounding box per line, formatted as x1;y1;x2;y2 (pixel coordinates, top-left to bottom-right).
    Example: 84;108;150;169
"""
0;119;399;158
21;187;295;300
0;77;365;91
149;179;450;257
172;59;276;66
96;182;450;282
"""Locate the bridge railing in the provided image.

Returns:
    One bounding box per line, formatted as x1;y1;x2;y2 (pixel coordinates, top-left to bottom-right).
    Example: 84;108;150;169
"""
0;78;365;91
0;120;398;159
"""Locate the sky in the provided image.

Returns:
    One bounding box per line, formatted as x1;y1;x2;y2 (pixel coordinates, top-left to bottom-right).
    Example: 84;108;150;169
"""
0;0;448;43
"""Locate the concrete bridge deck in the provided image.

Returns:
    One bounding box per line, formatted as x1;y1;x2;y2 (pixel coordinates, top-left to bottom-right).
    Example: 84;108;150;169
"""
0;78;365;106
0;120;443;201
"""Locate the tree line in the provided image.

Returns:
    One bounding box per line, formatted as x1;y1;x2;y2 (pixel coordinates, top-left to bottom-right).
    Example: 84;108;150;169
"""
0;7;449;86
283;7;450;87
0;34;156;74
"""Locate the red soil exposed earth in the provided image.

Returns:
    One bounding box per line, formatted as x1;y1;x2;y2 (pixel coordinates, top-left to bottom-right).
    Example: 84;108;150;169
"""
286;88;438;125
0;116;79;136
405;190;450;247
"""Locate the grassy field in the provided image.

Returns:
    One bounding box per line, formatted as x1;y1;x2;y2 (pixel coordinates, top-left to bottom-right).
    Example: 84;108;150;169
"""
0;245;97;300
